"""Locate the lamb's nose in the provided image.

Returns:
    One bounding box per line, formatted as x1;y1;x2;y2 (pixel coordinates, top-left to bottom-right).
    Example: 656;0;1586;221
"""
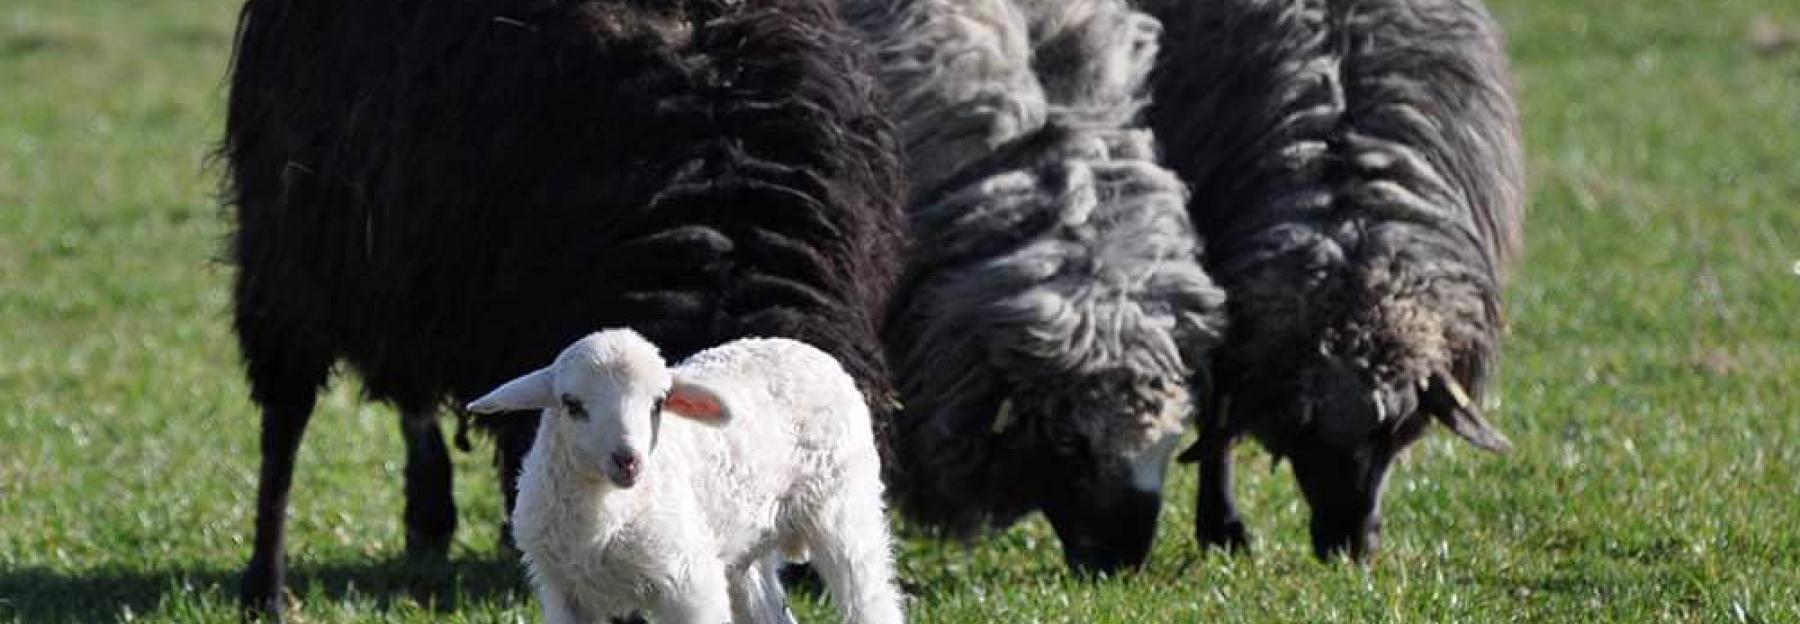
611;451;641;484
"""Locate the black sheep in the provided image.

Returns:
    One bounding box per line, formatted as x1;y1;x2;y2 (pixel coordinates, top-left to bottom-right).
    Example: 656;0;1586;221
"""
1142;0;1525;560
220;0;903;617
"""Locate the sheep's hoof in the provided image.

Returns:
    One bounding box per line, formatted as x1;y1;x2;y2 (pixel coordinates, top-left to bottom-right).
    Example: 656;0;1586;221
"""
404;527;453;562
497;520;521;558
237;582;286;623
1197;519;1251;554
237;597;285;624
237;556;289;622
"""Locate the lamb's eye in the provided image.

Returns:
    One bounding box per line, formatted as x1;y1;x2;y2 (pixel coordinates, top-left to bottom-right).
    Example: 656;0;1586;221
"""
560;394;587;419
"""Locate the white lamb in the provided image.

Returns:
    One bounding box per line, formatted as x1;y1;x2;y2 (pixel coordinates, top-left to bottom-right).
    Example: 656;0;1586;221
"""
466;329;905;624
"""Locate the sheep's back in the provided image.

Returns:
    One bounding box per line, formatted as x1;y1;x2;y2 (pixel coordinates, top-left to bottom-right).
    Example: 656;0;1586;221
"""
223;0;903;412
1145;0;1523;386
856;0;1229;531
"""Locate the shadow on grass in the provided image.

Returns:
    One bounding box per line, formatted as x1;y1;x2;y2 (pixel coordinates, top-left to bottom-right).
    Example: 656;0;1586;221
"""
0;554;530;623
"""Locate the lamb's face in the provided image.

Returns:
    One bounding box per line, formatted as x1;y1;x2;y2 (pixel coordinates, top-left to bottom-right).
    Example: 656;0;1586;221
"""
1015;372;1191;574
470;330;739;490
548;332;674;489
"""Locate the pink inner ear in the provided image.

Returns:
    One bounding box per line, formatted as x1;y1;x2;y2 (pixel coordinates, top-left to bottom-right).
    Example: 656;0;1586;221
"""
666;390;723;422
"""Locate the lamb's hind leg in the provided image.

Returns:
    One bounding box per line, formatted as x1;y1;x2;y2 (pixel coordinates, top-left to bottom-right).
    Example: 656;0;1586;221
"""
800;481;904;624
729;552;797;624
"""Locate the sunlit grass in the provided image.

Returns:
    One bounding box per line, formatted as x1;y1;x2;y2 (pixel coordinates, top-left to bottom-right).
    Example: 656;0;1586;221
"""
2;0;1797;621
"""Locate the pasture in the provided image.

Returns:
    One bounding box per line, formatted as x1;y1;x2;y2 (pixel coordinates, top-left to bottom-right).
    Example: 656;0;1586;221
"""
2;0;1797;621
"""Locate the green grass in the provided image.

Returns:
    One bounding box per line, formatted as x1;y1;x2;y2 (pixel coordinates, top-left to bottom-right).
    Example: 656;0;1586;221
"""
3;0;1797;621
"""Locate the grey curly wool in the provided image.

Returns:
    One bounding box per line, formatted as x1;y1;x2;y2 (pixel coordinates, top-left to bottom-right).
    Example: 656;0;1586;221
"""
1141;0;1525;560
844;0;1229;571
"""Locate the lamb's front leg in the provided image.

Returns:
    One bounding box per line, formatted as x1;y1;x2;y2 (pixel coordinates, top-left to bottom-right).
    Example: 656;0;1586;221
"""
802;482;904;624
654;560;733;624
537;581;590;624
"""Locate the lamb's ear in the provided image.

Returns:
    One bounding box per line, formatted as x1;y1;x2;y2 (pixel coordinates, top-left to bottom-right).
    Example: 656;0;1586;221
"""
664;376;734;427
467;367;556;414
1424;373;1512;453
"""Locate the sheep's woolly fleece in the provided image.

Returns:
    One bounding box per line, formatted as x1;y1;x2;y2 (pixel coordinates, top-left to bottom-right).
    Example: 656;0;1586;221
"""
221;0;906;610
1139;0;1524;559
846;0;1229;532
224;0;904;416
1143;0;1523;447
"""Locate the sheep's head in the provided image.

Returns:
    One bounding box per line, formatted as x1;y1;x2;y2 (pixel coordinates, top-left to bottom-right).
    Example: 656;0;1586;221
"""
467;329;733;489
993;369;1193;575
1211;252;1510;560
885;146;1227;572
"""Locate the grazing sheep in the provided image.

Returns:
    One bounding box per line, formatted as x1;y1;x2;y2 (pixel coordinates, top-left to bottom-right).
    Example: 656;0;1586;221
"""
220;0;903;616
1141;0;1525;560
842;0;1229;572
467;330;904;624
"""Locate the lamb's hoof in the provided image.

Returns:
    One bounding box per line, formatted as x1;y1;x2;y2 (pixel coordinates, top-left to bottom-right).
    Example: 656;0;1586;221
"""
1198;519;1251;554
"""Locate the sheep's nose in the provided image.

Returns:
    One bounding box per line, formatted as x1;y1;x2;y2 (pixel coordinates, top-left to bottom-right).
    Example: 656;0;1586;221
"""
611;451;641;486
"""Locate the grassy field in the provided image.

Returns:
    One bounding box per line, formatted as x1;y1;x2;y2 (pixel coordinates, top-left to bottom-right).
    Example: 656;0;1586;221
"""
2;0;1797;622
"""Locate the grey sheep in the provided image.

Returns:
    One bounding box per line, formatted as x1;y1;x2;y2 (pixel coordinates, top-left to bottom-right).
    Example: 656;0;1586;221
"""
1142;0;1525;560
844;0;1229;572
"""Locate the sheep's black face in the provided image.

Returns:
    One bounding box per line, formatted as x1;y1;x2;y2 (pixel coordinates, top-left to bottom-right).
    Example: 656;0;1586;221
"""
1037;461;1166;575
1245;361;1431;561
1009;377;1189;575
1282;419;1420;561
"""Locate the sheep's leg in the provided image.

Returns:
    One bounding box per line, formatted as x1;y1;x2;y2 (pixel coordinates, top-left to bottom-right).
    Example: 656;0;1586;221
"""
1193;414;1250;553
729;552;797;624
238;396;317;620
235;339;330;621
491;413;538;552
802;486;904;624
400;412;456;560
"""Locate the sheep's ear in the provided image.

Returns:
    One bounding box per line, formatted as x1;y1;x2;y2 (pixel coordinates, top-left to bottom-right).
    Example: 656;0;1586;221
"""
1438;402;1512;452
467;367;556;413
665;377;733;427
1425;373;1512;453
